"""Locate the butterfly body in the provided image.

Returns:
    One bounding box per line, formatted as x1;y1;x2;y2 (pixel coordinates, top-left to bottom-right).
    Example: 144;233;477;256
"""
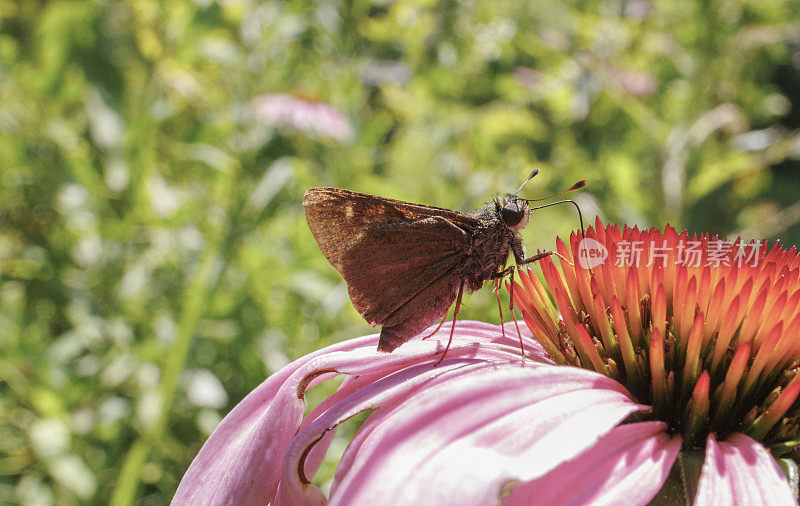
303;187;532;352
462;200;529;291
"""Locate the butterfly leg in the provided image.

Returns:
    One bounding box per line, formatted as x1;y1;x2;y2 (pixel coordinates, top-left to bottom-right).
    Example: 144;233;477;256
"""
517;250;555;266
505;268;527;360
509;250;580;356
488;264;524;356
518;249;576;267
491;260;512;341
435;279;465;367
494;283;505;338
421;312;448;340
507;249;570;360
489;266;513;342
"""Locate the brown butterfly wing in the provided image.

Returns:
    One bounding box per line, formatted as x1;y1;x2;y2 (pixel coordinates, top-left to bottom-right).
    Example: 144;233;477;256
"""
303;187;479;270
336;216;468;324
375;262;464;351
303;188;474;346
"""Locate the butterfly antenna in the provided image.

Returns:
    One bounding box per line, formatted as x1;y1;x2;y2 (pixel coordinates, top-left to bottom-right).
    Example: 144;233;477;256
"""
525;180;586;237
524;179;588;240
513;168;540;195
524;179;586;202
529;199;587;243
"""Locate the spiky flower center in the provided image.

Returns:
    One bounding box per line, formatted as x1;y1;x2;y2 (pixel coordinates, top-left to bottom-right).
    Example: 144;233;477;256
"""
512;220;800;454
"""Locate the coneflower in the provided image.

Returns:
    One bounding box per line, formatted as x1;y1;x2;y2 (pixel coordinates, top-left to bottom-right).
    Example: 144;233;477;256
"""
512;218;799;503
172;219;798;505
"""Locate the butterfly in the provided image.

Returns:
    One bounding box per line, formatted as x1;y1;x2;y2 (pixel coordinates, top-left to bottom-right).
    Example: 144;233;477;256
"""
303;170;585;360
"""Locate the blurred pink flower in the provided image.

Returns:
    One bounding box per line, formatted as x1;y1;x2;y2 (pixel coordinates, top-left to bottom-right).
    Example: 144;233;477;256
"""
613;69;658;97
513;66;544;89
254;92;354;142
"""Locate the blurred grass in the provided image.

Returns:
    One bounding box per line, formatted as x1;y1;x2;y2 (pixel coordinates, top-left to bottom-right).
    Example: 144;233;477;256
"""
1;0;800;503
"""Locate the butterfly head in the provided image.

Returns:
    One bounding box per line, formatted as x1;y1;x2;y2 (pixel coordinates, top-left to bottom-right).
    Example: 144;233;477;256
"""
499;194;530;232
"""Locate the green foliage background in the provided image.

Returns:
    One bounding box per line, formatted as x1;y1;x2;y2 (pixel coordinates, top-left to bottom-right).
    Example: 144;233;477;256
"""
1;0;799;503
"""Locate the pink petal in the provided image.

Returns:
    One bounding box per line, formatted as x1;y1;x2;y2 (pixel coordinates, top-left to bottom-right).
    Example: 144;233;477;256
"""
276;360;490;505
299;377;363;480
325;365;648;505
171;336;370;505
504;421;681;505
173;321;547;505
695;433;797;505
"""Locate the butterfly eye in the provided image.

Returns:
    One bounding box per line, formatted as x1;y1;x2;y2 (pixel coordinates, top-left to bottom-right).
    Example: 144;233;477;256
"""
501;202;524;227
